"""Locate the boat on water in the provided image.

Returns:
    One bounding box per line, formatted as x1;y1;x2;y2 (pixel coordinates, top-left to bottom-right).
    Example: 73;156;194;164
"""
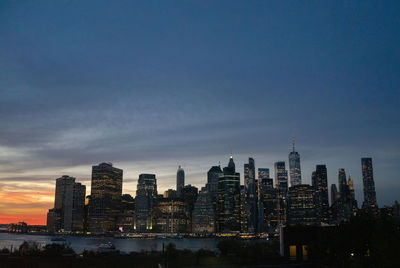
50;237;67;242
171;234;183;239
156;234;167;239
156;233;183;239
97;242;116;252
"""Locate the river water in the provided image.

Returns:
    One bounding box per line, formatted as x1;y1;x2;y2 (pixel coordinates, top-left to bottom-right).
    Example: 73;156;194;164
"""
0;233;219;254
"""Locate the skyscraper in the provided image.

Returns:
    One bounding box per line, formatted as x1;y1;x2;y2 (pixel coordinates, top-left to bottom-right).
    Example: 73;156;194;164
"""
348;176;355;201
260;180;278;234
54;175;75;232
181;184;198;231
88;163;123;233
152;197;188;233
72;182;86;231
244;158;257;232
330;183;341;224
338;168;347;195
312;165;329;224
116;194;135;233
192;186;215;233
361;158;378;212
176;166;185;197
257;168;270;232
207;165;223;198
258;168;270;181
228;155;235;171
240;185;249;232
331;184;339;206
287;184;316;226
244;158;256;195
274;161;288;224
135;173;157;232
216;156;241;232
288;138;302;187
347;176;357;207
275;162;288;194
206;165;223;228
163;189;177;198
47;175;86;233
336;168;353;221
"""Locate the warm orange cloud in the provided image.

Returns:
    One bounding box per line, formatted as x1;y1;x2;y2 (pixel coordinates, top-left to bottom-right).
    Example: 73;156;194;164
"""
0;189;53;225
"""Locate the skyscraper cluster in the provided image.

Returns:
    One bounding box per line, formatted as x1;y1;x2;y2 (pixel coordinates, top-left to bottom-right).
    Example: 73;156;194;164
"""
47;144;380;235
47;175;85;233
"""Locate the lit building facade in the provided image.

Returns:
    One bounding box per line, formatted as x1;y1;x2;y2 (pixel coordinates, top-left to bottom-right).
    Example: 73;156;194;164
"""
135;173;157;232
287;184;316;226
274;161;288;224
347;176;358;213
257;168;270;233
207;165;223;227
88;163;123;233
288;140;302;187
216;156;241;233
244;157;257;233
258;168;270;181
164;189;177;198
116;194;135;232
259;177;279;234
192;186;215;233
152;198;188;233
47;175;86;233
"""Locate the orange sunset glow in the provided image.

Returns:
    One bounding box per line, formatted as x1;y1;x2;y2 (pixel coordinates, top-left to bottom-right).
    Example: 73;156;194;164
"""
0;189;53;225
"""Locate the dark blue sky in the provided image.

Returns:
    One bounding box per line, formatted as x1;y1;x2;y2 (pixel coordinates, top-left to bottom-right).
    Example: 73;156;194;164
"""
0;0;399;210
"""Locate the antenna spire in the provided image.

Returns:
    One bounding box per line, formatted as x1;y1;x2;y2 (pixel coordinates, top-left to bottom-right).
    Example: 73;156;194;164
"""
292;136;295;152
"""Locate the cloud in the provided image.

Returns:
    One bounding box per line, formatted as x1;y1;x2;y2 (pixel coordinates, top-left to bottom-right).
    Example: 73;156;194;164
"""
0;0;399;226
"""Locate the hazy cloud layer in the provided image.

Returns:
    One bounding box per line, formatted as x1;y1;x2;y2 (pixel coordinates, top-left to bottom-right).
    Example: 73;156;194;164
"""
0;1;399;223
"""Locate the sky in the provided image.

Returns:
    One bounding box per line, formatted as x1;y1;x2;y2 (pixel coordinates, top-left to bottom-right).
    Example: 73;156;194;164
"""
0;0;399;225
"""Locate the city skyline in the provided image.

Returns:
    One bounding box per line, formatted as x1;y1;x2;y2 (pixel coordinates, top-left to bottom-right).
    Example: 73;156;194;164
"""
0;149;395;225
1;1;399;226
43;154;385;234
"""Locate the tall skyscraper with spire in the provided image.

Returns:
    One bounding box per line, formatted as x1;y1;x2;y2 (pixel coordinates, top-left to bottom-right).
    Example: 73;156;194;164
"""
228;154;235;171
288;137;302;187
361;158;378;212
176;166;185;197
